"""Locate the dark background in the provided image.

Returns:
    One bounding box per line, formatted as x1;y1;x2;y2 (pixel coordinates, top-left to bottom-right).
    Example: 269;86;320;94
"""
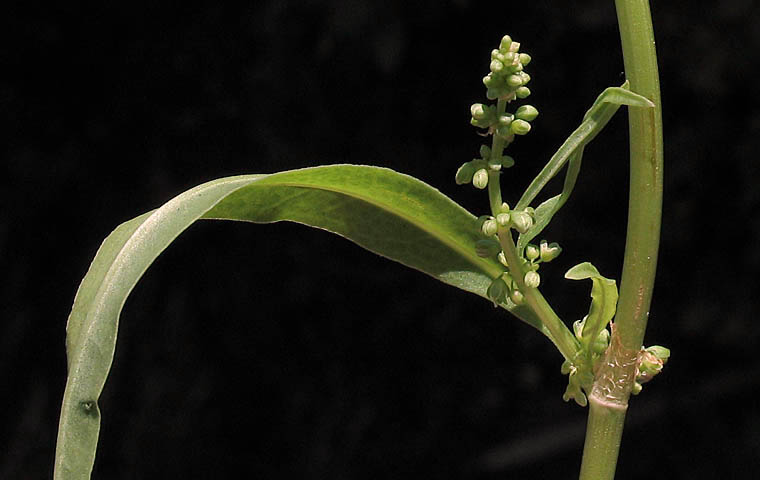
3;1;759;478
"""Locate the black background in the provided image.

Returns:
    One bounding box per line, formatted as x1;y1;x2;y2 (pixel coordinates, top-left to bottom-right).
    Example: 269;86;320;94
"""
3;1;759;478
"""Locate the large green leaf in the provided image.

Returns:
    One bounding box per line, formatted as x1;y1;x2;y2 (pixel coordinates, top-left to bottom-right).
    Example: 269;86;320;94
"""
55;165;543;479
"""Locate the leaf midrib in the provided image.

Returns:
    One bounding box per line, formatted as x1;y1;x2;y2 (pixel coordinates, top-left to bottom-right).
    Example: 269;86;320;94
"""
263;179;503;278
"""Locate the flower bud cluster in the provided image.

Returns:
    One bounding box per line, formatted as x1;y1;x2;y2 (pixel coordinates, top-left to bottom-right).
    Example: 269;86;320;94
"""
525;239;562;265
632;345;670;395
475;203;536;236
468;35;538;141
475;203;560;299
572;319;611;355
483;35;532;101
470;102;538;138
455;145;515;188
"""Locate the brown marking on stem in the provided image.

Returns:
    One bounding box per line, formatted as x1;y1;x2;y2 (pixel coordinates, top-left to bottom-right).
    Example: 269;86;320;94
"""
590;323;639;407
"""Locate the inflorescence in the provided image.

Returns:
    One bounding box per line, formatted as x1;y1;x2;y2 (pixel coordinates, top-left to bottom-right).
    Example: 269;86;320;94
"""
456;34;561;308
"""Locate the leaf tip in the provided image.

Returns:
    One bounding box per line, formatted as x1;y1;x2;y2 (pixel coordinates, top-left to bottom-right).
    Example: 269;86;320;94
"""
564;261;600;280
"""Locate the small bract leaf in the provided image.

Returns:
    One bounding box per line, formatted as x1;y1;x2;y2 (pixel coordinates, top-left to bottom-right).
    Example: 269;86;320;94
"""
564;262;619;351
564;262;602;280
455;162;477;185
487;277;509;306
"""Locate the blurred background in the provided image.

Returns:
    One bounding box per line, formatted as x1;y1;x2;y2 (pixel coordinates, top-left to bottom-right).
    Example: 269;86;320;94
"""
2;1;759;478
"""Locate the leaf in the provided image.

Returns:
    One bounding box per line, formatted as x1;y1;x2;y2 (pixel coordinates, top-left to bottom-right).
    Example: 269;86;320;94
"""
514;81;654;222
564;262;619;350
588;85;655;112
56;165;542;479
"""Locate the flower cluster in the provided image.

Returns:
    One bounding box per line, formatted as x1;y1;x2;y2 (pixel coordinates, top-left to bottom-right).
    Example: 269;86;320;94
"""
483;35;532;101
473;205;562;307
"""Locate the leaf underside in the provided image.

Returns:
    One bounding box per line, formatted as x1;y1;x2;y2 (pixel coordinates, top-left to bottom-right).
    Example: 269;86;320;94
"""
55;165;532;479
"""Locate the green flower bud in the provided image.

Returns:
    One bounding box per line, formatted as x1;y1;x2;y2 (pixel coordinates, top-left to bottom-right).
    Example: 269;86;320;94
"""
475;215;492;233
498;251;509;267
455;162;476;185
631;382;643;395
506;74;523;88
483;74;494;88
490;49;501;60
499;202;511;213
539;240;562;262
475;239;501;258
524;270;540;288
470;103;488;120
502;52;516;66
515;105;539;122
515;86;531;99
509;41;520;53
487;277;509;306
638;351;665;377
645;345;671;363
496;212;511;227
525;244;540;262
509;288;524;305
519;72;531;85
592;329;610;355
490;59;504;73
481;218;498;236
479;144;492;159
511;119;532;135
472;169;489;189
519;53;532;65
499;35;513;51
498;114;514;127
511;211;533;233
502;155;515;168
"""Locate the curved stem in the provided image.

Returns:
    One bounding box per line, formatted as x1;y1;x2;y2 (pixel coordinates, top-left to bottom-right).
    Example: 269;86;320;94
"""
613;0;664;355
578;0;663;478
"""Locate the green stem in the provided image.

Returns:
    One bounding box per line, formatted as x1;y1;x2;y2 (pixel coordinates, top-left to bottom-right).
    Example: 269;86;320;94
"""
498;227;579;361
578;0;663;478
487;98;511;216
486;98;578;360
578;397;627;479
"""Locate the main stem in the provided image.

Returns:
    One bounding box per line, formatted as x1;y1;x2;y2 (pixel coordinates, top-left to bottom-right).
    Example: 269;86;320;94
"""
578;0;663;479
